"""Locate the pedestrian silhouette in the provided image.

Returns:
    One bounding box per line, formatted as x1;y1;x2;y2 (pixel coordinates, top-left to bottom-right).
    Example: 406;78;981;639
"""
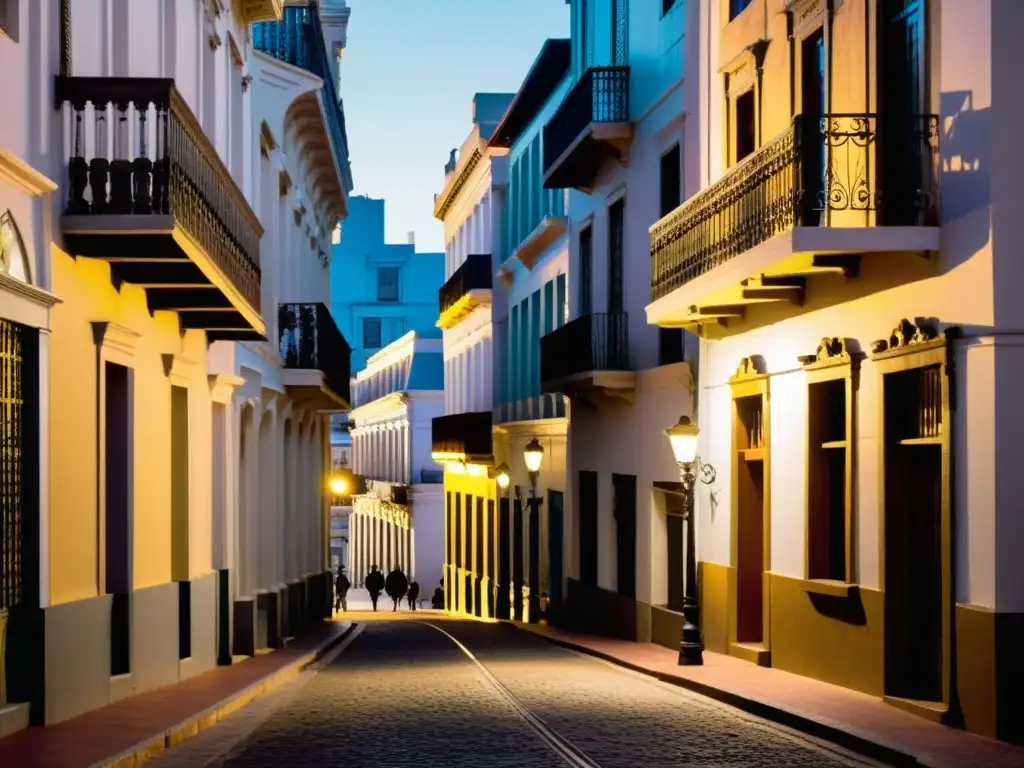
432;578;445;609
385;567;409;612
407;580;420;611
365;565;385;611
334;566;350;613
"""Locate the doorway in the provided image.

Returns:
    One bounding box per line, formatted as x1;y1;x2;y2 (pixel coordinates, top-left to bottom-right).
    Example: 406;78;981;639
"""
548;491;564;618
528;491;540;623
883;366;944;704
578;471;598;586
612;474;636;600
105;362;132;676
512;492;524;621
733;394;767;649
801;28;826;224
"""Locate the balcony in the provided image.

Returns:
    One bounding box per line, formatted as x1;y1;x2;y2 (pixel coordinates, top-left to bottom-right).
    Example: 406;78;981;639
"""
647;113;940;331
253;3;353;213
56;77;263;340
431;412;494;465
279;302;352;409
543;66;632;192
437;254;493;330
540;313;634;403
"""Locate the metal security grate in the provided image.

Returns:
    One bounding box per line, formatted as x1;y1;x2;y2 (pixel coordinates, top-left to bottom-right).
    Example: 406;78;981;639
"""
0;318;24;614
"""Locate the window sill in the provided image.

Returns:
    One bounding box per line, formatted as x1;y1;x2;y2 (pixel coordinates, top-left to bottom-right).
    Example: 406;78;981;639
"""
801;579;858;598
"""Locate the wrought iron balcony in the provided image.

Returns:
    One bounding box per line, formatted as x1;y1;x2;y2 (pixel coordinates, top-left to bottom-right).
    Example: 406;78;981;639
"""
57;77;263;340
543;66;631;191
431;412;494;464
279;302;352;408
253;2;353;195
649;113;939;312
540;313;634;403
437;254;493;329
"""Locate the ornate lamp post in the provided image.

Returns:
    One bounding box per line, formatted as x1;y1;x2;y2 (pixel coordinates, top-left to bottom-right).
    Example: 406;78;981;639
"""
493;463;511;620
665;416;716;666
523;439;544;622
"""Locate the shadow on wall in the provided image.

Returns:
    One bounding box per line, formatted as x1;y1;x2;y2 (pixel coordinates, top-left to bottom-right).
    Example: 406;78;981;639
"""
939;90;989;262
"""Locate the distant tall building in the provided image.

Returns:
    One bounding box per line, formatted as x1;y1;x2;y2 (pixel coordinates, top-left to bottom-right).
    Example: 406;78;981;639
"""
329;195;445;373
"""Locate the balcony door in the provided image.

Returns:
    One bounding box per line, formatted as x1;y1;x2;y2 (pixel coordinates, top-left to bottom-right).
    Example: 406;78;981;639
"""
578;225;593;316
801;29;826;224
607;200;624;315
879;0;926;225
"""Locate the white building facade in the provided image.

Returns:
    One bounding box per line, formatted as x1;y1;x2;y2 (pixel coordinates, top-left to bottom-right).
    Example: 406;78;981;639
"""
349;331;445;590
644;0;1024;745
489;40;573;625
0;0;352;735
537;0;698;645
432;94;513;619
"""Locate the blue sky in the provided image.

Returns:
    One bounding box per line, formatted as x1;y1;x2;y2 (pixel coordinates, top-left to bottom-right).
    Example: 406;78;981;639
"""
339;0;570;254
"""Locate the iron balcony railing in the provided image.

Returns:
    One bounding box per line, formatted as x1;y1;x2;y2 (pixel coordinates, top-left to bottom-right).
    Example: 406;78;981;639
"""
431;412;493;459
543;66;630;173
253;2;353;193
438;254;493;317
650;112;939;300
279;303;352;403
56;77;263;311
540;312;629;383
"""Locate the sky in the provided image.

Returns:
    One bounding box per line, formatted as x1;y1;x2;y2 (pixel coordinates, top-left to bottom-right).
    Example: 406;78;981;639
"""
339;0;570;254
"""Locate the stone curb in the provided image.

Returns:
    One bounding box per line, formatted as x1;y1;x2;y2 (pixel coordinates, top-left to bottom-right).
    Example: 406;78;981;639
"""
510;623;924;768
96;621;358;768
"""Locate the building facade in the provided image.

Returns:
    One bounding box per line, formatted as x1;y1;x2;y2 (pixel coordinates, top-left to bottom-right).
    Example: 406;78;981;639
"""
329;194;445;373
431;93;513;619
645;0;1024;746
0;0;351;736
489;40;573;625
536;0;698;645
348;331;445;589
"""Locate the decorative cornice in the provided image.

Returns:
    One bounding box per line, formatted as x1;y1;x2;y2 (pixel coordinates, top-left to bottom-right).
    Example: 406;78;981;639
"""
0;271;62;308
798;337;854;370
208;373;246;404
0;150;58;196
871;318;941;356
728;355;767;383
91;321;141;358
433;147;483;222
162;353;200;383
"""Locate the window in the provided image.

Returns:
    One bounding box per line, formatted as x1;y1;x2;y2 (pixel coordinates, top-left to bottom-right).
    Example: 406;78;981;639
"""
377;267;399;302
363;317;381;349
660;144;681;218
735;90;756;162
578;226;593;316
608;200;624;314
611;0;627;66
730;0;754;21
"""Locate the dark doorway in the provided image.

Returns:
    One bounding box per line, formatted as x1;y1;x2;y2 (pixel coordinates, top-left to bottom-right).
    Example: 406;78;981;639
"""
607;200;624;314
578;471;598;586
548;490;564;618
171;385;190;660
105;362;132;676
475;496;484;617
578;226;593;316
878;0;926;225
465;494;474;615
512;492;524;621
528;492;540;623
801;28;826;224
883;366;944;703
497;497;510;620
735;396;766;645
612;474;636;599
453;493;461;612
735;90;756;163
666;495;685;613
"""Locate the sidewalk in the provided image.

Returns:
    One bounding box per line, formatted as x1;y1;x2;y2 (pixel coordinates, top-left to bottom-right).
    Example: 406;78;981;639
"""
515;623;1024;768
0;620;355;768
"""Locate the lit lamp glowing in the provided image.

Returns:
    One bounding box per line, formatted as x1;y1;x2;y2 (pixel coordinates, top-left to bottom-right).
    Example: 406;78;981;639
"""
494;462;511;493
328;475;348;496
523;438;544;480
664;415;716;667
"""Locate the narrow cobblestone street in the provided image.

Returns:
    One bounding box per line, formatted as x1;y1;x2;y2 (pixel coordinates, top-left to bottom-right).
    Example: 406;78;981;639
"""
150;619;889;768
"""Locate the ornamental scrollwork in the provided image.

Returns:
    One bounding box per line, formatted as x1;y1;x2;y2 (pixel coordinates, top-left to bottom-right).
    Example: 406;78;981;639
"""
871;318;939;355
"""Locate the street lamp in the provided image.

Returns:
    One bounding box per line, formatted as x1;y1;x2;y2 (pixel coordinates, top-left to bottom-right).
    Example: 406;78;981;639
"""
328;475;348;496
523;439;544;622
495;463;511;492
665;415;716;666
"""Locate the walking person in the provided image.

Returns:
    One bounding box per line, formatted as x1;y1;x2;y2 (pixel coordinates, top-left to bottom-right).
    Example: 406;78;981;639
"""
334;566;351;613
385;566;409;612
432;578;445;610
365;565;385;611
407;580;420;611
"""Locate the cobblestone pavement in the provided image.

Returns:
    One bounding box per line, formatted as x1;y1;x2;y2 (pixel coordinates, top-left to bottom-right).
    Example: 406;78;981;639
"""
164;620;889;768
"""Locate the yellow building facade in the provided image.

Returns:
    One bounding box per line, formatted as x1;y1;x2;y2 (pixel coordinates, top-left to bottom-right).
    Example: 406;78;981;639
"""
647;0;1023;745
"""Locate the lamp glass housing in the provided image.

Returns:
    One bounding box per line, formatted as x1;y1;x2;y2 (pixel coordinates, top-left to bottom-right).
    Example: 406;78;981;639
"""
666;415;700;465
494;462;511;490
523;438;544;474
328;476;348;495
